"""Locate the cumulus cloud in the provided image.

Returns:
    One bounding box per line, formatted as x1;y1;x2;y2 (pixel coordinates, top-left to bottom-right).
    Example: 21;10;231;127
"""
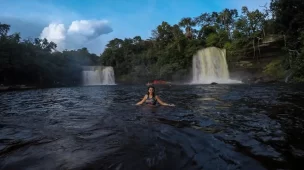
39;20;113;52
68;20;112;39
40;23;66;50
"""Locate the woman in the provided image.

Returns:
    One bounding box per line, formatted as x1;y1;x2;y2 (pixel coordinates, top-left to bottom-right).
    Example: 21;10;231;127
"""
136;86;175;106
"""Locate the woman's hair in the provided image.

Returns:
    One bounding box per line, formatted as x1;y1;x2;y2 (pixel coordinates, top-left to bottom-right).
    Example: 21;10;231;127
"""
147;86;156;97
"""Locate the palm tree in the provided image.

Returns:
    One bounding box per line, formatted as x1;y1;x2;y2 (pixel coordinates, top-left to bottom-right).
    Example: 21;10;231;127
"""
178;17;196;39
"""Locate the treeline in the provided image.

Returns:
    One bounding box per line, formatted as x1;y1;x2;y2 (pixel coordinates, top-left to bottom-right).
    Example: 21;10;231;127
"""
0;24;99;86
101;0;304;83
1;0;304;87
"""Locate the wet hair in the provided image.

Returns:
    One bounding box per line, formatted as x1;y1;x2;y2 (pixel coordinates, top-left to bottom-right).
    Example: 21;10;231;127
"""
147;86;156;97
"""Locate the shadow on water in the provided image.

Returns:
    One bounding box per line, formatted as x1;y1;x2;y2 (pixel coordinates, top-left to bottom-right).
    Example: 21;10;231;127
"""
0;84;304;170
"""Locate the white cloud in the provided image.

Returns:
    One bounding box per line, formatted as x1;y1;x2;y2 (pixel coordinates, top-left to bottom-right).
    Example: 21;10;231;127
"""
68;20;112;38
39;20;113;52
0;0;113;54
40;23;66;50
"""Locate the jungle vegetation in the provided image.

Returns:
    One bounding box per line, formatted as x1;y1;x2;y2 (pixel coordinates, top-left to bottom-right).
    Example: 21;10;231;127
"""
1;0;303;86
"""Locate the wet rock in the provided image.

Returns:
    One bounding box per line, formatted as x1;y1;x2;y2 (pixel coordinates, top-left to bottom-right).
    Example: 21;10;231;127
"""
291;146;304;158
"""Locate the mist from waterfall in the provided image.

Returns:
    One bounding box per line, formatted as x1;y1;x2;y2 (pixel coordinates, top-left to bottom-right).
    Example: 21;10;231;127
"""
191;47;241;84
82;66;115;85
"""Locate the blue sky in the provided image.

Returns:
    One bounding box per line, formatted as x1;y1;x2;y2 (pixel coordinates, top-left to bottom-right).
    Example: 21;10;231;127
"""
0;0;270;54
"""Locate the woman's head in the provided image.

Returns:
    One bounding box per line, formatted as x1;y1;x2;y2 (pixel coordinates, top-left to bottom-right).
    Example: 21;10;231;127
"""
147;86;155;97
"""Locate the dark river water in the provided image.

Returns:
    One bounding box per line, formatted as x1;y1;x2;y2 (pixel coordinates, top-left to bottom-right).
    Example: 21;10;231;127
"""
0;84;304;170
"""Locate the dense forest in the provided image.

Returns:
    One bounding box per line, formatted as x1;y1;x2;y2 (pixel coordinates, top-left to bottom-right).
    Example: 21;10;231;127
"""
1;0;304;87
0;29;100;87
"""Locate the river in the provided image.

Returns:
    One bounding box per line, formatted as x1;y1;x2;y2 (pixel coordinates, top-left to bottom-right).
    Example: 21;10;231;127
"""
0;84;303;170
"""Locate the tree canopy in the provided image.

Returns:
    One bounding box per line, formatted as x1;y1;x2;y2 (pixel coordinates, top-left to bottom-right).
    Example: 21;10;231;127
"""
0;23;99;86
101;0;304;83
1;0;304;87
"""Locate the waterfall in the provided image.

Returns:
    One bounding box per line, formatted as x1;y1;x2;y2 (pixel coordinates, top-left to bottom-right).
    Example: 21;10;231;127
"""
285;70;294;83
102;67;115;85
191;47;241;84
82;66;115;85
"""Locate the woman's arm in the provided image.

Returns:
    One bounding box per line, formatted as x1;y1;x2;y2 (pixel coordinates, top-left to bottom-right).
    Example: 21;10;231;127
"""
136;95;148;105
155;95;175;106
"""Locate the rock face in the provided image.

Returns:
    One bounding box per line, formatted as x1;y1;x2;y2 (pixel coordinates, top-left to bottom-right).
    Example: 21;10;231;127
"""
227;36;287;84
229;68;280;84
252;76;277;84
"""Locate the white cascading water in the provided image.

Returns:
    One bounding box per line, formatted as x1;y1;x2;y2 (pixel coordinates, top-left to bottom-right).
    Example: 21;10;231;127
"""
102;67;115;85
191;47;241;84
82;66;116;85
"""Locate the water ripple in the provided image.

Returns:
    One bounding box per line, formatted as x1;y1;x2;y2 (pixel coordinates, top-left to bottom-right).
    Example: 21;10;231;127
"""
0;84;303;170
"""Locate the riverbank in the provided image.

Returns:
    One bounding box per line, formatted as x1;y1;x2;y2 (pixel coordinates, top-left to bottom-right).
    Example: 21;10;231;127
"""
0;85;37;92
0;84;79;92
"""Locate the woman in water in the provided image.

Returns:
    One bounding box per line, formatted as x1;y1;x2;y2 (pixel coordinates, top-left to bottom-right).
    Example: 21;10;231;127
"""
136;86;175;106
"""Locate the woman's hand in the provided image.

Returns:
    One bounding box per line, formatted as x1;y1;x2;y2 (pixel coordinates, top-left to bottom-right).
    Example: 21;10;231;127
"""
136;95;148;105
156;96;175;106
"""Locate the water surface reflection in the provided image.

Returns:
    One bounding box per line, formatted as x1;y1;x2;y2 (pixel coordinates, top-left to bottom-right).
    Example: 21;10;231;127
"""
0;84;303;170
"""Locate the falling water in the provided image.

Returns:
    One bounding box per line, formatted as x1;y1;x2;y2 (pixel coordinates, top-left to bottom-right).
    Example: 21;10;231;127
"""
285;70;294;83
102;67;115;85
191;47;241;84
82;66;116;85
